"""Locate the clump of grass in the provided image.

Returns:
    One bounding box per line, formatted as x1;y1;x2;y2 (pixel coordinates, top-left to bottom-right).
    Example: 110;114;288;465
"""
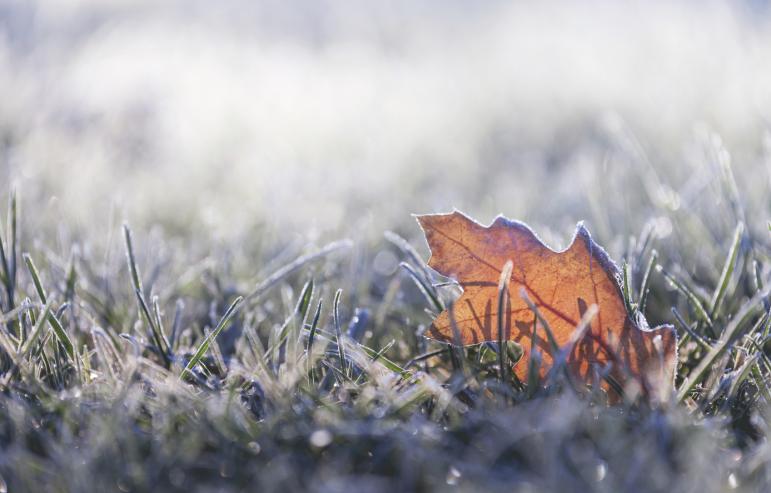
1;133;771;492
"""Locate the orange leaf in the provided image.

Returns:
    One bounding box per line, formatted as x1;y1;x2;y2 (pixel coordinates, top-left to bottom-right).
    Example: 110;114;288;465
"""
416;210;676;400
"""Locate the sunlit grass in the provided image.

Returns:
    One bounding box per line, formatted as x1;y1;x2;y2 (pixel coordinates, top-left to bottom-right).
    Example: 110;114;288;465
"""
1;127;771;492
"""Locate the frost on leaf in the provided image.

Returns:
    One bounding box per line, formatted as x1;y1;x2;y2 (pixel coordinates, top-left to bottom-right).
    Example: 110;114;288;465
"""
416;210;676;399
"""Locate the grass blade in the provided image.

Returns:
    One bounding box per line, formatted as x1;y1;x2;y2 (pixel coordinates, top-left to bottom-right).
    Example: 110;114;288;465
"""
0;222;10;310
332;289;348;377
400;262;444;314
296;279;314;323
497;260;513;383
181;296;243;379
6;190;16;308
245;240;352;302
638;249;658;313
136;289;171;367
123;224;144;295
123;224;171;367
708;222;744;320
622;261;636;315
20;304;51;357
519;288;560;353
657;265;715;336
21;253;74;361
677;291;768;402
23;253;47;304
47;310;74;361
671;307;711;351
307;299;323;382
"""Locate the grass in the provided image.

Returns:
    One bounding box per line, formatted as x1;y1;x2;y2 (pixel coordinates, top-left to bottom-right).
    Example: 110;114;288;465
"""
1;137;771;492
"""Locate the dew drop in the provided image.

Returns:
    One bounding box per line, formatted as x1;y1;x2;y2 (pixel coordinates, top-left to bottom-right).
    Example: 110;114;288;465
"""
728;473;738;489
595;461;607;482
446;466;462;485
310;429;333;448
248;441;262;454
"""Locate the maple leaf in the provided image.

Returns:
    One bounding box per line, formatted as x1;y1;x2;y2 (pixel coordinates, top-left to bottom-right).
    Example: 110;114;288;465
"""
416;210;677;399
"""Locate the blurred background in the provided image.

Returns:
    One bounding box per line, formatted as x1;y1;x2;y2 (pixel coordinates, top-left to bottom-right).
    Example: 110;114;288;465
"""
1;0;770;262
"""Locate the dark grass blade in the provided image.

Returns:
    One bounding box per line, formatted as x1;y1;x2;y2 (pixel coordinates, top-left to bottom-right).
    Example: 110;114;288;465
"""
672;307;712;351
0;222;10;310
446;301;465;374
0;190;17;311
296;279;314;324
657;264;715;337
269;281;315;369
7;190;16;307
332;289;348;377
638;249;658;314
307;299;323;383
400;262;444;314
123;224;144;296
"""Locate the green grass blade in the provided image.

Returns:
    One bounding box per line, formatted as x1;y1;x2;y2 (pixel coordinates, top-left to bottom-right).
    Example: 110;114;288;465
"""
122;224;144;295
47;310;74;361
677;291;767;402
181;296;243;379
708;222;743;320
136;289;171;367
289;279;314;362
657;264;714;335
296;279;314;322
359;342;408;375
23;253;47;304
20;254;73;361
20;304;51;357
123;224;171;367
307;299;323;352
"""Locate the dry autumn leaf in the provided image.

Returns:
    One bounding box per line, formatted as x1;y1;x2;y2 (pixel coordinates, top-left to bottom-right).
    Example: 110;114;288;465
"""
416;210;677;399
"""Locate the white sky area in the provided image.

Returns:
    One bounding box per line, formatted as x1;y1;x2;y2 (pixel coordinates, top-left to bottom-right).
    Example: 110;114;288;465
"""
1;0;770;242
